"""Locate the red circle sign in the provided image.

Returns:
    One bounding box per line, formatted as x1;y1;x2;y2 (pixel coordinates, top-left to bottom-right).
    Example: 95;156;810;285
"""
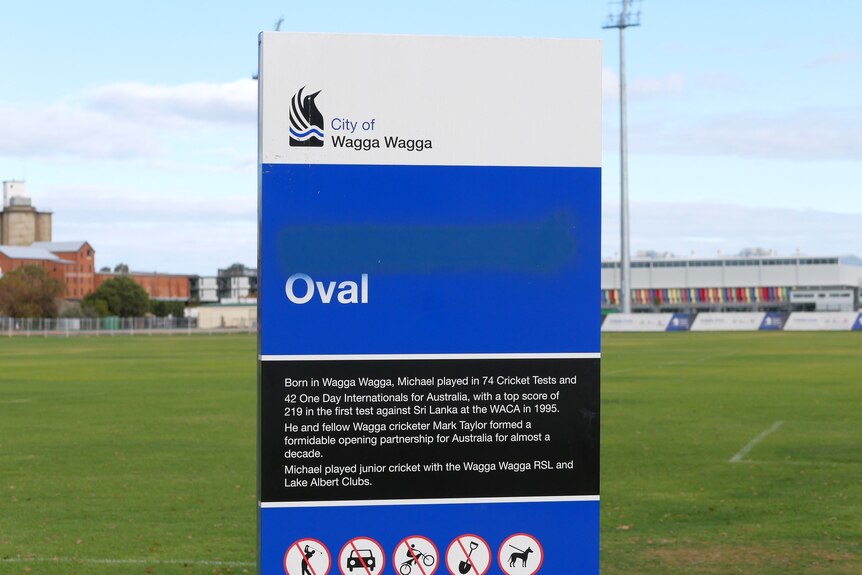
338;536;385;575
445;534;490;575
284;538;332;575
392;535;439;575
498;533;543;575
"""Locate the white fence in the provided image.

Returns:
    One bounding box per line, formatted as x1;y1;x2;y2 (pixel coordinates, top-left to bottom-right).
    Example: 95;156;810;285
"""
0;316;217;337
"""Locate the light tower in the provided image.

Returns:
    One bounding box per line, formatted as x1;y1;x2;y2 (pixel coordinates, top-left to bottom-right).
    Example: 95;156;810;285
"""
603;1;641;313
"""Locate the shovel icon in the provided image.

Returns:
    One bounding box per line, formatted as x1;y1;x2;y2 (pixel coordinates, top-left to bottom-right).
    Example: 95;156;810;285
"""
458;541;480;574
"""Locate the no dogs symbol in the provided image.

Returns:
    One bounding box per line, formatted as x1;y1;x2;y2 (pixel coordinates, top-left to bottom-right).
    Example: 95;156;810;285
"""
285;538;332;575
498;534;543;575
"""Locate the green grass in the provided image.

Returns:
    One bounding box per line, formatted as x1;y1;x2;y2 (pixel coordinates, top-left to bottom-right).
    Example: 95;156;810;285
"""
601;332;862;574
1;332;861;574
0;335;257;574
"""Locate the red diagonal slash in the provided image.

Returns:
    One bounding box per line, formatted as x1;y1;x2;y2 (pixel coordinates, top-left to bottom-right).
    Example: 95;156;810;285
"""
292;541;319;575
349;540;375;575
406;538;430;575
456;538;479;575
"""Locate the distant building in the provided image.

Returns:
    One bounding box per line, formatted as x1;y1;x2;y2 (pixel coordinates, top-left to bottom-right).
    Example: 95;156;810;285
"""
32;241;95;300
602;254;862;313
0;246;69;284
0;181;52;246
190;276;219;303
196;303;256;329
95;271;191;302
217;264;257;300
0;180;204;307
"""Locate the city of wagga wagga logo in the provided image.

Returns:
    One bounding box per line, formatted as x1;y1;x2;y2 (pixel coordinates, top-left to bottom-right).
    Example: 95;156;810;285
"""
289;87;324;147
330;117;432;152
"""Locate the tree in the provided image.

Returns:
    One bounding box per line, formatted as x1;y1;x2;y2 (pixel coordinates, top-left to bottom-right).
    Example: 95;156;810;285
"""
83;276;149;317
0;266;65;318
149;300;185;318
113;263;129;274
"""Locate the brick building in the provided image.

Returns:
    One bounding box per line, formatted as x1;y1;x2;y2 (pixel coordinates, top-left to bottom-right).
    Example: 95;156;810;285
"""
95;271;190;301
32;241;95;299
0;246;69;285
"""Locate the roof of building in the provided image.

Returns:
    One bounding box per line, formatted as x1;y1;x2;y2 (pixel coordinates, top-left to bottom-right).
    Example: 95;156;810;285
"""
31;241;90;252
602;254;862;268
96;270;190;278
0;245;69;263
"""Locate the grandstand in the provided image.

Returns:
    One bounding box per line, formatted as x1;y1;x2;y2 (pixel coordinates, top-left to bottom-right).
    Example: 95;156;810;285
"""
602;254;862;313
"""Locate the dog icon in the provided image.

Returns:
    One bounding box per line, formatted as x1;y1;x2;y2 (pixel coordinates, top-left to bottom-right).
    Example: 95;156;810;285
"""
507;545;533;568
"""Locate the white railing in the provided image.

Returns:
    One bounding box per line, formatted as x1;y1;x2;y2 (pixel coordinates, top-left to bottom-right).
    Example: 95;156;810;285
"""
0;316;256;337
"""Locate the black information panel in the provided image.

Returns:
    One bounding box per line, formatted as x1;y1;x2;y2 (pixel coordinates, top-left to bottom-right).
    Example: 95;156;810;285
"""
260;357;599;502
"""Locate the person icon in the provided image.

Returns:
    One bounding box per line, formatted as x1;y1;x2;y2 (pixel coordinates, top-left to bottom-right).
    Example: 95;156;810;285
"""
398;542;435;574
301;544;316;575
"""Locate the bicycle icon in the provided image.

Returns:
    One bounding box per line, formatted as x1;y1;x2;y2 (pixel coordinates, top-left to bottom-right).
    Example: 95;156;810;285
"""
393;536;439;575
399;545;435;574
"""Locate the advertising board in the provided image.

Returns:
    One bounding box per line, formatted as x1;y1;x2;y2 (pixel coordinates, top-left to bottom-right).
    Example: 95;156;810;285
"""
601;313;677;332
259;33;601;575
783;312;861;331
690;312;766;332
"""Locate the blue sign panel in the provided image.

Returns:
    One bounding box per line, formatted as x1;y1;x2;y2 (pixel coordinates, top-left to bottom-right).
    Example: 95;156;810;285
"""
259;33;602;575
260;164;601;356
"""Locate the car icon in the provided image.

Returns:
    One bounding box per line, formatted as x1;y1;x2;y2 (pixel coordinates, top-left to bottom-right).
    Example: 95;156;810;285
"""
346;548;376;571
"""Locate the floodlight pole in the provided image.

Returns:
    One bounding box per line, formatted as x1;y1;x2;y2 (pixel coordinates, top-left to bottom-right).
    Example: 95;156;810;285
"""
604;1;640;314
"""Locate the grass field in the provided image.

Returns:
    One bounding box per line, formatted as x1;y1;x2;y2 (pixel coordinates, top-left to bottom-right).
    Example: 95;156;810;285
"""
1;332;860;574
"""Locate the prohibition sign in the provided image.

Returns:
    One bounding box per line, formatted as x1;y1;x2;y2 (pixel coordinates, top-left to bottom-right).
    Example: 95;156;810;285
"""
393;535;439;575
284;538;332;575
445;534;490;575
498;533;543;575
339;536;385;575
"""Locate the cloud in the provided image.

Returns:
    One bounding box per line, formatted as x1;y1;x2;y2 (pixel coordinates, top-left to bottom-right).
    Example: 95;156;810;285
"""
603;67;686;100
56;219;256;276
0;79;255;160
85;79;257;127
39;185;255;223
602;201;862;258
627;106;862;162
805;50;862;68
0;102;160;159
42;185;257;275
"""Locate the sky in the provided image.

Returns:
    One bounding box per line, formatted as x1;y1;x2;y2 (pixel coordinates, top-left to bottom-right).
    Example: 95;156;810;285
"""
0;0;860;275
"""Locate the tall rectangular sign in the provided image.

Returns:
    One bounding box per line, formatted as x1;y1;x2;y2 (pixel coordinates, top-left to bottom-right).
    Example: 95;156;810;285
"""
259;33;601;575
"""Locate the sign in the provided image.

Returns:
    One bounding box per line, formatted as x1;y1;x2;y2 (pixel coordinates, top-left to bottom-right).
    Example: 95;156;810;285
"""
784;312;861;331
284;538;332;575
498;534;543;575
602;313;682;332
393;536;439;575
338;537;385;575
446;535;491;575
259;32;601;575
691;312;767;332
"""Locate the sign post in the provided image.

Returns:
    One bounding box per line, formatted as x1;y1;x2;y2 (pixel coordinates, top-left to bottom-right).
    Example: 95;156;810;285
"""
259;32;601;574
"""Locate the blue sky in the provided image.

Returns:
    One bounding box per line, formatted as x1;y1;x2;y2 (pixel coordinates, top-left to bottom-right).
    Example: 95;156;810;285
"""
1;0;860;274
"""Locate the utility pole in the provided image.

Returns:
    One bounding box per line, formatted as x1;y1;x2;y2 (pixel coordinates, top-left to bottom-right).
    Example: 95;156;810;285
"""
603;1;641;313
